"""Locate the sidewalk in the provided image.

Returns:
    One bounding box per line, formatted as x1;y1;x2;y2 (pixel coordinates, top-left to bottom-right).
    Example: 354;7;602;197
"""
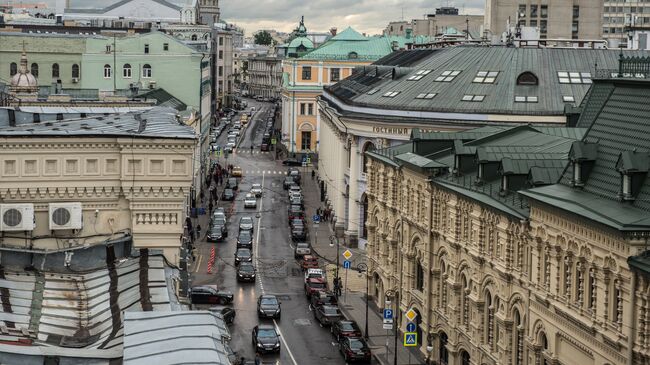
301;168;427;365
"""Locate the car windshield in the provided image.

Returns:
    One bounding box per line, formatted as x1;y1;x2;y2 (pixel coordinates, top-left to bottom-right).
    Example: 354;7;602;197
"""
210;226;222;233
241;217;253;224
297;243;309;248
237;249;251;257
252;184;261;189
258;328;277;338
289;205;302;212
322;306;340;315
340;322;355;331
310;282;326;289
214;218;226;224
229;178;237;184
285;177;294;182
224;189;233;194
349;339;365;350
291;219;304;226
261;297;278;305
246;195;255;200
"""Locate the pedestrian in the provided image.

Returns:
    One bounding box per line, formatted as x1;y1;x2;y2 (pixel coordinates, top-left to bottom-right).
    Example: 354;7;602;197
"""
311;169;315;180
208;201;213;213
333;277;342;297
195;224;201;240
255;352;262;365
199;190;205;204
250;145;254;153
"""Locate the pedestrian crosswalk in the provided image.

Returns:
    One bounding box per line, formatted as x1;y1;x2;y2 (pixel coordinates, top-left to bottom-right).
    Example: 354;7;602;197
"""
243;170;290;175
231;149;272;155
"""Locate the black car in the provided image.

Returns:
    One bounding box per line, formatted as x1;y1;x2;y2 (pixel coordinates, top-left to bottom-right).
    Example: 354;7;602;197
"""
237;230;253;249
209;305;236;325
252;324;281;353
237;262;256;282
290;217;305;229
339;337;372;363
331;320;363;342
260;142;269;151
313;304;342;326
222;188;235;201
283;176;295;190
207;224;225;242
190;285;234;304
234;248;252;265
291;225;308;241
257;294;281;319
310;291;338;308
226;177;239;190
282;158;302;166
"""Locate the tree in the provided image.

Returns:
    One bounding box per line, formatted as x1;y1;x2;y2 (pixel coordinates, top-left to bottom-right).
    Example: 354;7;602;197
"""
254;30;273;45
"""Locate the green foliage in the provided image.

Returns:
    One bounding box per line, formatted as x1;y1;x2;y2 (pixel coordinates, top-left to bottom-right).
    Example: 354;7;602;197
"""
254;31;273;46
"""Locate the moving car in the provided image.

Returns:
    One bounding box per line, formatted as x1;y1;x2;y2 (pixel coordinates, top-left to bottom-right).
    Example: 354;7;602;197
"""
239;216;254;232
211;208;227;225
257;294;281;319
282;159;302;166
294;242;311;259
237;262;256;282
283;176;295;190
252;324;280;353
207;224;225;242
224;142;235;152
209;305;236;325
190;285;234;304
226;178;239;190
339;337;372;363
234;248;252;265
222;188;235;201
304;277;327;298
331;320;362;342
232;166;243;177
301;255;319;271
260;142;269;151
314;304;342;326
244;193;257;209
237;230;253;249
250;183;263;197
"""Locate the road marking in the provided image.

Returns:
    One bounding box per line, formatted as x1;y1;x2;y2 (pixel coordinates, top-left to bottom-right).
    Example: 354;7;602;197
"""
194;254;202;273
274;318;299;365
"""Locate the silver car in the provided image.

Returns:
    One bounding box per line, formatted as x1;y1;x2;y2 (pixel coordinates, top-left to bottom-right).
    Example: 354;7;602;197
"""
244;194;257;208
250;183;263;197
239;216;254;232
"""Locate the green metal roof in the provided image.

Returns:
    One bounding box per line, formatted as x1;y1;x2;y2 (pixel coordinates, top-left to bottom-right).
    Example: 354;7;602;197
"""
330;27;367;41
288;36;314;49
300;30;413;61
628;251;650;278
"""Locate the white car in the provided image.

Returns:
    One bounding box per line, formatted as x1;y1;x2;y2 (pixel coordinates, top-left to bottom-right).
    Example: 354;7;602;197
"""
224;142;235;153
244;193;257;208
304;268;324;283
289;190;302;200
250;183;263;197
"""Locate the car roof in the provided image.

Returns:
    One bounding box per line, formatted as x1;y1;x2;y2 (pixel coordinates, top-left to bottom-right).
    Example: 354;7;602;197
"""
260;294;277;299
258;324;276;330
307;277;325;283
236;248;251;253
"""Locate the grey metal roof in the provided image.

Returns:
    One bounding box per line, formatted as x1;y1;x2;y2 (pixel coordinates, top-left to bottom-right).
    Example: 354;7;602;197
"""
326;47;650;117
66;0;181;14
0;107;196;139
123;311;231;365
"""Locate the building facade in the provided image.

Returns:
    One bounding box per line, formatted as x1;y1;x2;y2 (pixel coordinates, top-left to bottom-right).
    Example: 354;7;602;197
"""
384;8;484;38
248;56;282;99
603;1;650;48
484;0;603;41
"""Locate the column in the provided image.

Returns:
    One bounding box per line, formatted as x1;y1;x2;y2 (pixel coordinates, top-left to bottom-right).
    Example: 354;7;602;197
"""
334;134;347;236
346;136;360;246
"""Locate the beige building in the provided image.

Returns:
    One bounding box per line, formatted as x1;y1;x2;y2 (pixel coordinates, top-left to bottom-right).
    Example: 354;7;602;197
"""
248;56;282;99
485;0;603;40
363;73;650;365
384;8;484;38
603;1;650;48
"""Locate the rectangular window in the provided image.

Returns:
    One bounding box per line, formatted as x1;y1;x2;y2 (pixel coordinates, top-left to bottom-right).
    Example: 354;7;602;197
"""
518;4;526;17
558;71;591;84
435;70;461;82
382;91;400;98
530;19;538;27
218;66;223;77
367;89;379;95
301;131;312;150
308;103;314;115
462;94;485;102
562;96;575;102
540;20;548;33
573;5;580;19
302;66;312;80
540;5;548;18
572;21;580;38
407;69;432;81
330;68;340;82
515;96;538;103
415;93;436;99
105;45;112;53
144;44;149;54
219;37;224;46
219;50;223;59
530;4;538;18
473;71;499;83
163;43;169;51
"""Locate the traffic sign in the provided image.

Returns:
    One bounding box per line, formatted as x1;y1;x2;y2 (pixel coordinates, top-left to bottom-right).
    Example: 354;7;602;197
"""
271;138;277;145
383;323;394;330
302;156;307;163
404;332;417;347
342;249;353;260
406;322;416;332
306;157;311;164
383;309;393;320
312;214;321;223
343;260;351;269
405;308;418;322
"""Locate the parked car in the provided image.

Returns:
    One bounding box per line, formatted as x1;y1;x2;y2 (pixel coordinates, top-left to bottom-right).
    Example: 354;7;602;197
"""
209;305;236;325
260;142;269;151
287;204;304;221
331;320;362;342
239;216;254;232
226;178;239;190
237;262;256;282
190;285;234;304
291;225;308;241
244;193;257;209
301;255;319;271
237;230;253;249
304;277;327;298
222;188;235;201
288;169;301;184
310;291;337;308
250;183;263;197
313;304;342;326
234;248;252;266
290;217;305;229
282;158;302;166
232;166;243;177
294;242;311;258
339;336;372;363
257;294;281;319
304;268;325;283
289;195;303;207
288;184;302;196
252;325;280;353
283;176;295;189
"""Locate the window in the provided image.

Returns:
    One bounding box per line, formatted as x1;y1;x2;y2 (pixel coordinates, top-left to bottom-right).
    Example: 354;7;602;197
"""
163;43;169;51
530;19;538;27
382;91;400;98
103;64;112;78
540;5;548;18
301;131;312;150
439;332;449;365
300;103;314;115
144;44;149;54
123;63;132;78
407;69;432;81
558;71;592;84
462;94;485;102
415;261;424;291
415;93;436;99
514;96;538;103
330;68;340;82
367;88;379;95
219;37;224;46
435;70;461;82
72;64;80;78
219;50;223;59
518;4;526;17
106;45;112;53
517;71;538;85
473;71;499;83
572;21;580;38
191;34;198;41
10;62;17;76
218;66;223;76
573;5;580;18
530;4;538;18
348;51;358;59
540;20;548;34
562;95;575;102
142;64;152;78
31;63;39;78
302;66;312;80
52;63;59;78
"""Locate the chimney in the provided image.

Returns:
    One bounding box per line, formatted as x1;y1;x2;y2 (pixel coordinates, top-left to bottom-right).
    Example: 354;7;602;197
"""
330;27;337;36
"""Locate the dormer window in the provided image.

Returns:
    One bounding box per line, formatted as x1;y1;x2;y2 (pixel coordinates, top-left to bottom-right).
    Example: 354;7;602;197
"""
622;174;632;200
517;71;538;85
573;161;583;187
616;151;649;201
569;141;597;188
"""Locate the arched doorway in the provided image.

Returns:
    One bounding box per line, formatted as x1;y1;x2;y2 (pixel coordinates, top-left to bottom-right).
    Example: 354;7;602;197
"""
460;350;470;365
439;332;448;365
373;272;381;299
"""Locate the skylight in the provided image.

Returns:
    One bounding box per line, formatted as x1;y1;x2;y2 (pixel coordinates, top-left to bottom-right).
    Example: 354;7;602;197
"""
462;94;485;102
473;71;499;83
562;95;575;102
367;89;379;95
382;91;400;98
558;71;592;84
415;93;436;99
435;70;461;82
408;70;432;81
514;96;538;103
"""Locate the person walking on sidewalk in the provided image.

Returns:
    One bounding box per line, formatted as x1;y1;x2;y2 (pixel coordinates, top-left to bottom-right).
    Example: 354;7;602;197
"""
333;276;342;297
208;201;213;214
195;224;201;241
311;169;315;180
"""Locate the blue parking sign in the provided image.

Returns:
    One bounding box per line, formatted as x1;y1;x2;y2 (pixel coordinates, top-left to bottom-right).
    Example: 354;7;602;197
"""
312;215;321;223
383;309;393;320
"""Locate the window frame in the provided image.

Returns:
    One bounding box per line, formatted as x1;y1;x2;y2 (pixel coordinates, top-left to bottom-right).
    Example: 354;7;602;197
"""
51;63;60;78
301;66;312;80
103;64;112;79
142;64;152;78
123;63;132;78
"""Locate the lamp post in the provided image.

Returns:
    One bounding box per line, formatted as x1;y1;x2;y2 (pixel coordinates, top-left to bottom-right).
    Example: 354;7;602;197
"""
385;289;399;365
356;263;369;340
329;235;340;282
426;333;435;365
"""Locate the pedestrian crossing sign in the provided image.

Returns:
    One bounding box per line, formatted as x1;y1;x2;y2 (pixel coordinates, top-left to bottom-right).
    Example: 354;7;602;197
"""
404;332;417;347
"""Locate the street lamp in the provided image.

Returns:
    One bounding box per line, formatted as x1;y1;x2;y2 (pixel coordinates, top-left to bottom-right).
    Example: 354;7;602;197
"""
385;289;399;365
329;235;340;282
426;333;435;365
356;263;369;340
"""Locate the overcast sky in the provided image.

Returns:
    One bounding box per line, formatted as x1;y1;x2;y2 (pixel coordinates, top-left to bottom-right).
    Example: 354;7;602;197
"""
55;0;484;35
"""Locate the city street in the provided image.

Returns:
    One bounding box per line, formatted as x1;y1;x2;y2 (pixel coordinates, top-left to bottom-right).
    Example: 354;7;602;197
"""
190;99;348;364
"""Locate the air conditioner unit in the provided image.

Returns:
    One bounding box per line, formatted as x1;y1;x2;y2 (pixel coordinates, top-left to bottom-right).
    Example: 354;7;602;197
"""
148;80;157;89
0;204;35;231
49;202;83;230
72;77;79;83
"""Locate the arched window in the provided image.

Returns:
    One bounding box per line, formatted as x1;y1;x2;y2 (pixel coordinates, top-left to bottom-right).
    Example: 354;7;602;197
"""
460;350;471;365
361;194;368;239
439;261;447;313
51;63;59;78
539;332;549;365
517;71;538;85
415;260;424;291
348;52;358;59
362;141;375;173
142;64;152;78
191;34;198;41
72;64;80;78
103;64;112;78
31;63;39;77
10;62;17;76
123;63;132;78
439;332;449;365
513;310;524;365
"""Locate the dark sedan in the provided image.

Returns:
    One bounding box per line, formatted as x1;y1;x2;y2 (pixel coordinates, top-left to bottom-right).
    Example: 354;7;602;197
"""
282;158;302;166
310;291;337;308
287;205;304;221
207;224;225;242
257;294;281;319
234;248;252;265
331;320;362;342
283;176;295;190
313;304;342;326
237;230;253;249
291;225;308;241
226;177;239;190
339;337;372;363
209;305;236;325
252;324;281;353
237;262;256;282
222;188;235;201
190;285;234;305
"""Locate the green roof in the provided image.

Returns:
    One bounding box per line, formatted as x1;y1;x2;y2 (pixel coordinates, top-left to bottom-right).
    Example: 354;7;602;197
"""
330;27;367;41
300;27;413;61
628;251;650;278
288;36;314;49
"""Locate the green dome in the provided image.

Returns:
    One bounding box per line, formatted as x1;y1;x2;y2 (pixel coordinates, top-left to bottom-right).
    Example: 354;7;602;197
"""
288;36;314;49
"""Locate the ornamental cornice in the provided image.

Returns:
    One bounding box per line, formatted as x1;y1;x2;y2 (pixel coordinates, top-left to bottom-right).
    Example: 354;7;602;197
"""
0;186;190;200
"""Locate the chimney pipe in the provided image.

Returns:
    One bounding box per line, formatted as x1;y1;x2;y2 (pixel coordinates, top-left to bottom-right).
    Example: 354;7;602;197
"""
330;27;337;36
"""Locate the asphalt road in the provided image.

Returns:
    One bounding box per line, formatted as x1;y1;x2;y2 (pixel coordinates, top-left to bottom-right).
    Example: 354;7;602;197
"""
191;99;347;365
